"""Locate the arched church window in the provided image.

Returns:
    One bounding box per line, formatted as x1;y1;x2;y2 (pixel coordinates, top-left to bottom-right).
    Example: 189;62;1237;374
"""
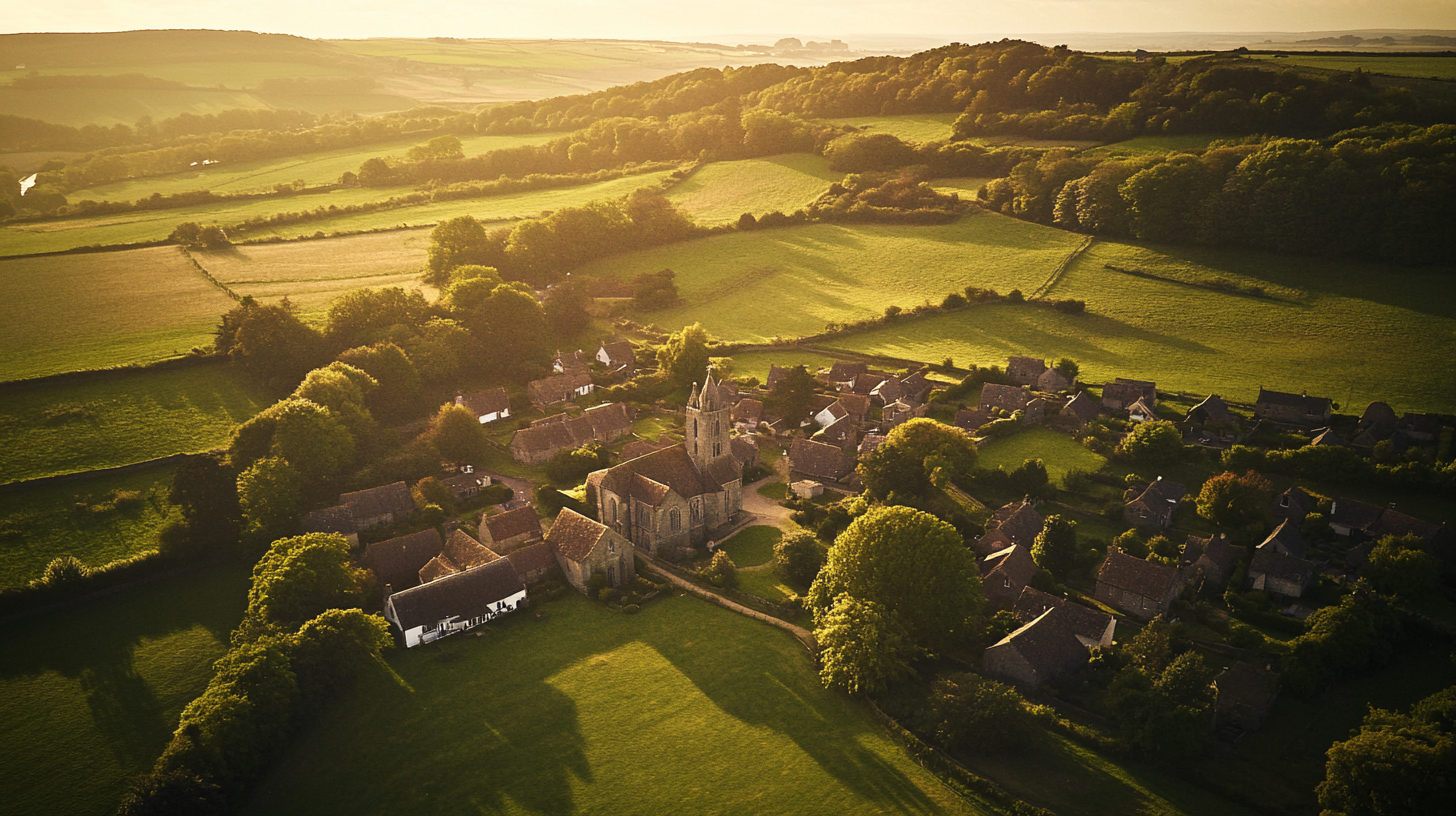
670;508;681;530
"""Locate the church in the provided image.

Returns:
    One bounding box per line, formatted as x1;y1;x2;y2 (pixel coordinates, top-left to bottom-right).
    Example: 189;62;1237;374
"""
586;371;746;558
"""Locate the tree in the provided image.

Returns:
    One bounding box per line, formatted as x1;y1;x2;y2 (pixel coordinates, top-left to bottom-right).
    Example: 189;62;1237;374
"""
773;530;826;586
468;283;551;380
169;453;240;551
816;595;915;694
268;399;356;484
244;533;363;633
1119;420;1183;464
545;443;613;485
1008;458;1050;496
1108;651;1216;757
287;608;392;710
289;363;376;442
441;272;503;315
702;550;738;588
858;418;978;502
337;342;421;423
237;457;303;541
428;403;488;466
411;477;455;514
1364;534;1439;600
1195;470;1274;528
924;673;1032;752
764;364;817;425
1317;688;1455;816
324;287;429;350
426;215;491;285
808;505;983;654
657;323;712;389
1031;514;1079;577
1055;358;1079;380
214;298;326;394
544;278;591;338
631;268;679;311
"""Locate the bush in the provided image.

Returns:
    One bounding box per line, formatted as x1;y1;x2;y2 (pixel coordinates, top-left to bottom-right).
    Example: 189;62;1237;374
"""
598;587;615;603
623;604;642;614
922;673;1033;753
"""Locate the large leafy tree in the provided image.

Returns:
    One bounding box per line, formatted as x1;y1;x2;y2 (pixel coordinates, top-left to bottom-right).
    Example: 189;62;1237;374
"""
924;673;1032;752
1031;514;1078;578
426;215;492;285
773;530;827;586
858;418;978;502
324;287;430;350
1119;420;1183;464
657;323;712;388
337;342;421;423
268;399;356;484
290;363;377;442
1108;651;1217;757
169;453;241;549
816;595;914;694
245;533;363;633
1194;470;1274;528
808;505;983;654
1363;534;1439;600
237;457;303;541
429;402;488;466
763;364;817;425
214;297;326;394
1318;687;1455;816
467;283;551;380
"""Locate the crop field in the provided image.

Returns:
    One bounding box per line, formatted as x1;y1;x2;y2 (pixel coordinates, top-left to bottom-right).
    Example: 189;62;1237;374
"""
67;132;563;202
826;113;962;144
1249;54;1456;81
666;154;841;224
243;592;979;816
0;466;178;588
823;239;1456;414
975;428;1107;487
0;247;238;381
0;364;268;483
578;211;1087;343
192;230;435;320
0;562;250;816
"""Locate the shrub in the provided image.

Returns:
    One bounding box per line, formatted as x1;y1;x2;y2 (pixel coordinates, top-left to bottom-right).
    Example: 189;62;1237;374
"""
623;604;642;614
32;555;91;589
598;587;616;603
922;673;1033;752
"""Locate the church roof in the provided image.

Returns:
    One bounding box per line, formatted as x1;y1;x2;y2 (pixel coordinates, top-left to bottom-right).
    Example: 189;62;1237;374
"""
599;444;719;503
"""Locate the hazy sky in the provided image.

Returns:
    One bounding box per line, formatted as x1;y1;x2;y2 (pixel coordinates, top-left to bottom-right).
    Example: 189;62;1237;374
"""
4;0;1454;41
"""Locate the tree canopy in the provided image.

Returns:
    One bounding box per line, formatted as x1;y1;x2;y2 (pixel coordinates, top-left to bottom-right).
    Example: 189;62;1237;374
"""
657;323;712;389
1195;470;1274;529
816;595;915;694
858;418;978;502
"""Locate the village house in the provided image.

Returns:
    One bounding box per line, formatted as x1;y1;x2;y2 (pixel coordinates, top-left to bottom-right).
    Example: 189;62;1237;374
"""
479;504;543;552
363;528;443;593
981;544;1039;610
955;406;996;433
976;498;1044;556
455;388;512;424
547;508;636;591
791;480;824;500
509;402;633;465
858;433;887;458
587;372;746;557
787;437;854;483
823;361;867;389
1186;394;1238;428
1021;397;1049;424
1310;427;1345;447
595;340;636;379
1214;661;1280;732
978;383;1031;414
419;528;498;584
732;397;764;430
1248;520;1315;598
1037;366;1073;393
303;481;415;544
528;371;594;408
1254;388;1332;428
1095;547;1180;620
1100;378;1156;411
505;540;559;585
813;399;850;429
552;349;591;375
1328;498;1452;562
1123;477;1186;531
1054;391;1100;431
883;399;929;428
441;467;488;503
1178;533;1238;590
300;505;360;545
384;558;526;648
982;606;1092;688
1006;356;1047;387
766;364;791;390
1126;396;1157;423
1273;486;1318;524
1012;587;1116;649
813;414;858;452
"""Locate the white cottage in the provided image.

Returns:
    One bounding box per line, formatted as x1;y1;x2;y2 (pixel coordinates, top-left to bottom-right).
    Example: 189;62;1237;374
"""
384;558;526;648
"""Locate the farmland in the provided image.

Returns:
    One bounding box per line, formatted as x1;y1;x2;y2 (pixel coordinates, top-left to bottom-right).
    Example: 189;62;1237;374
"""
0;364;268;483
0;247;238;380
822;238;1456;414
243;592;981;816
975;428;1108;486
1248;54;1456;81
0;466;178;588
826;113;961;144
1085;134;1230;155
719;349;855;383
0;561;250;816
579;211;1087;343
665;154;841;224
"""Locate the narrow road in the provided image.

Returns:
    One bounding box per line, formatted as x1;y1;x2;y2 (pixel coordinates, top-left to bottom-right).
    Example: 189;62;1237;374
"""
642;558;819;654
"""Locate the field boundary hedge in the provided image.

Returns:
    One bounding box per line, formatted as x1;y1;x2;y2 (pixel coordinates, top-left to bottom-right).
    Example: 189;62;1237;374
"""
0;353;223;390
179;247;241;301
0;552;232;621
0;452;200;493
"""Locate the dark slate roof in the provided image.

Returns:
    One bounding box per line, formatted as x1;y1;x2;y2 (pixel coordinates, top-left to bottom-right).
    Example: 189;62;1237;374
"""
511;421;579;455
854;372;890;395
1011;586;1114;644
363;529;442;590
827;362;867;382
622;436;674;461
1007;356;1047;385
1368;507;1448;544
457;388;509;417
979;383;1030;412
341;482;413;520
1330;497;1384;531
546;508;608;563
598;340;634;367
1186;394;1237;425
529;371;593;404
733;398;764;425
302;505;358;536
1179;533;1237;579
1060;392;1100;424
766;364;789;389
483;505;542;543
585;402;632;438
983;544;1038;586
1250;545;1314;584
813;414;857;446
600;444;715;502
995;607;1090;680
789;437;851;480
858;433;887;457
1275;487;1317;521
1260;520;1307;558
1357;401;1398;433
388;558;524;631
1135;477;1187;506
987;500;1044;546
505;540;557;576
1037;367;1073;392
553;349;591;374
1310;427;1345;447
1126;396;1157;418
1102;378;1156;406
1098;548;1178;600
838;393;871;418
955;407;995;431
730;435;760;466
899;371;931;401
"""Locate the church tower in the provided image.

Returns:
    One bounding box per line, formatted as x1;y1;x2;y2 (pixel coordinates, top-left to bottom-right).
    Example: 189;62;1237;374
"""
685;367;732;472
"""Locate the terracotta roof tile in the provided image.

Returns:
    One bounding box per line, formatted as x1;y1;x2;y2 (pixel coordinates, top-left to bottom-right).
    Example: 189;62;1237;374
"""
546;508;607;563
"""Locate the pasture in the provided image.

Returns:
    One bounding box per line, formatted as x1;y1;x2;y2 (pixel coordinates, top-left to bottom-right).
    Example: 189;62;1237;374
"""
192;230;436;320
975;428;1107;487
929;177;994;199
1085;134;1228;155
67;132;562;202
826;113;962;144
0;246;237;381
579;211;1087;343
0;85;272;129
1249;54;1456;81
0;364;268;483
244;592;980;816
0;561;250;816
666;154;841;224
0;466;177;588
822;239;1456;414
718;349;851;383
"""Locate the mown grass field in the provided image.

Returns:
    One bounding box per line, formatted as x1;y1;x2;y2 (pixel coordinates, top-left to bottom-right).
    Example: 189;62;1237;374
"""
824;238;1456;414
0;364;268;483
68;132;562;202
580;211;1087;343
244;592;980;816
1249;54;1456;81
0;247;238;381
0;562;250;816
0;466;178;588
976;428;1107;486
826;113;962;144
192;230;436;320
666;154;841;224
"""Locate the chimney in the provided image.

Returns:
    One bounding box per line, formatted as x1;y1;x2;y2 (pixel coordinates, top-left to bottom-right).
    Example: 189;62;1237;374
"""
383;582;394;605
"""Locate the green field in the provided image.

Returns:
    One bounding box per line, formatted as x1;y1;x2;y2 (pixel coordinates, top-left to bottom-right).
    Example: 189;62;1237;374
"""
192;230;436;320
709;524;780;567
1085;134;1228;155
0;247;238;381
0;562;250;816
718;349;848;382
245;592;978;816
1250;54;1456;81
975;428;1108;486
826;113;962;144
0;466;178;588
0;364;268;483
0;85;275;129
822;239;1456;414
666;154;841;224
579;211;1087;343
929;177;994;200
67;132;562;202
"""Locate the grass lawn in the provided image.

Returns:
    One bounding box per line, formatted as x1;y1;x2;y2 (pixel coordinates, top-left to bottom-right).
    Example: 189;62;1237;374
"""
737;566;799;603
578;211;1087;343
757;481;788;500
0;364;269;483
720;349;847;382
716;524;780;567
0;561;251;816
825;113;962;144
824;238;1456;414
191;230;437;321
0;465;178;588
0;246;238;381
666;153;841;224
929;177;994;199
976;428;1107;487
244;592;983;816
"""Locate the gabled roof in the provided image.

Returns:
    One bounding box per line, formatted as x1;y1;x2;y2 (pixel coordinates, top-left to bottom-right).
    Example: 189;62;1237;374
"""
1250;545;1314;585
1357;401;1398;434
599;444;716;502
1012;586;1115;645
853;372;890;395
364;529;442;591
1060;391;1100;424
545;508;608;563
598;340;634;367
511;420;580;455
955;406;995;431
1128;477;1187;511
979;383;1030;412
986;500;1044;545
621;436;674;461
421;529;499;582
1102;378;1156;407
584;402;632;437
838;393;871;418
553;349;590;374
858;433;887;457
1098;547;1177;600
1186;394;1237;425
505;540;557;576
1179;533;1237;579
1215;661;1279;717
302;505;358;536
730;435;760;466
483;505;542;543
340;482;413;520
1256;388;1330;411
1330;497;1383;530
529;371;593;404
826;361;867;382
1037;367;1072;392
1126;396;1157;419
766;364;790;389
982;544;1038;587
388;559;524;631
1367;507;1448;544
789;437;851;480
1275;487;1317;521
990;607;1090;682
813;414;857;445
818;400;850;423
1310;427;1344;447
1007;356;1047;385
733;398;764;425
441;472;483;494
457;388;510;417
